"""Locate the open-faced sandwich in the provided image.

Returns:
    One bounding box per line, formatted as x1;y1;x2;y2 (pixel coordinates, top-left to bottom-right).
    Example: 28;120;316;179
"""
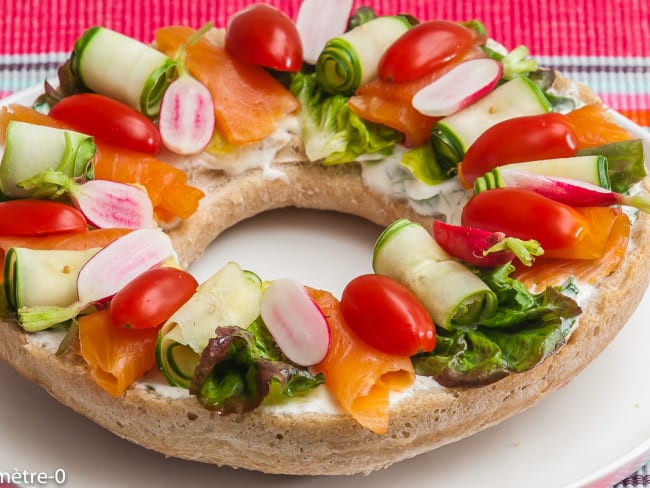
0;0;649;476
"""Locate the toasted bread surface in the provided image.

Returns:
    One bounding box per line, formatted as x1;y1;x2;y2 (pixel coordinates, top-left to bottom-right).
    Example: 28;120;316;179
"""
1;75;649;475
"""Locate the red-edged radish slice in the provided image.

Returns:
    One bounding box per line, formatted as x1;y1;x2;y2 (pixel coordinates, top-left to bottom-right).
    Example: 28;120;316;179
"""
295;0;353;65
496;169;650;212
432;219;543;267
261;278;331;366
158;75;215;155
70;179;155;229
412;58;503;117
76;228;173;305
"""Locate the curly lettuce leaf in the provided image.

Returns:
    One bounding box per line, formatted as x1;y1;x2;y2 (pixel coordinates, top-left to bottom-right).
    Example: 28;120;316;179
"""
190;325;324;414
290;72;401;165
413;264;582;387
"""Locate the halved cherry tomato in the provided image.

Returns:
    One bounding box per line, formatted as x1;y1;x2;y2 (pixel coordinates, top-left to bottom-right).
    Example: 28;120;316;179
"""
461;188;589;250
109;267;198;329
340;274;436;357
225;4;303;72
0;199;87;236
461;112;578;184
49;93;162;154
378;20;476;83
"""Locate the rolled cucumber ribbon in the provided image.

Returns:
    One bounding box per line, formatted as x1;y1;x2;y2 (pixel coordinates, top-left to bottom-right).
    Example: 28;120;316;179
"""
372;219;498;329
71;26;177;117
315;16;411;95
0;121;96;198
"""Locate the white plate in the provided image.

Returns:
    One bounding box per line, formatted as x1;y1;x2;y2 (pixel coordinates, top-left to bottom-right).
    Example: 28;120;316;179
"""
1;87;649;488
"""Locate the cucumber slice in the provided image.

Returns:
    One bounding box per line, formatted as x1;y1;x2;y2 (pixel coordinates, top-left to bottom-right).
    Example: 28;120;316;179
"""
0;121;95;198
431;77;552;171
373;219;496;329
159;262;263;355
474;155;610;192
71;26;177;117
373;219;451;277
315;16;410;94
4;247;99;310
155;334;199;389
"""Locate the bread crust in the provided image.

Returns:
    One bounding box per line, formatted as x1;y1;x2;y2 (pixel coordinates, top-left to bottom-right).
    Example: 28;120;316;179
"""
1;77;649;475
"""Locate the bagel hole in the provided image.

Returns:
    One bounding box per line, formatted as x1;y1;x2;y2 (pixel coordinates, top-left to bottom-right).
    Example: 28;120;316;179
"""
188;208;384;297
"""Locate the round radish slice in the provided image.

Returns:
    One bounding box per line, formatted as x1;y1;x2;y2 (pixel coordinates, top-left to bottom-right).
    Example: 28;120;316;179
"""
296;0;353;65
261;278;331;366
70;179;155;229
412;58;503;117
159;75;215;155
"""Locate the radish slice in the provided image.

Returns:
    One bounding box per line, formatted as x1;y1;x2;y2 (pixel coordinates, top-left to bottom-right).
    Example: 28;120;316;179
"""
261;278;331;366
412;58;503;117
295;0;353;65
158;75;215;155
498;169;650;212
16;169;155;229
76;228;173;305
70;179;155;229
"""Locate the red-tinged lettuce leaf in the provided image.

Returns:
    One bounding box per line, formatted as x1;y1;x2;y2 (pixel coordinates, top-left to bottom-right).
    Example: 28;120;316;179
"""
189;325;323;414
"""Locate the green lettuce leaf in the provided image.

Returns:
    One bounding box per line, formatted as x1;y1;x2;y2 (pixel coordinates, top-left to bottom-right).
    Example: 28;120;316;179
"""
400;144;448;185
290;72;401;165
413;264;582;387
189;325;324;414
578;139;647;194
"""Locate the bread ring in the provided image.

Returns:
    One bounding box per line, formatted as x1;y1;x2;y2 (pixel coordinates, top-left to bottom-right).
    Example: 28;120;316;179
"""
1;36;649;476
3;152;649;475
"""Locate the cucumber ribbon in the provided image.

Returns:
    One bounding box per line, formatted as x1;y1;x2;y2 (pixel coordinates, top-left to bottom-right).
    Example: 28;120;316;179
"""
373;219;498;329
71;26;177;117
0;121;95;199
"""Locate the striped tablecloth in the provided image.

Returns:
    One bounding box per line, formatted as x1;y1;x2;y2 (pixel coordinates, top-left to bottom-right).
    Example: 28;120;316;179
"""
0;1;648;486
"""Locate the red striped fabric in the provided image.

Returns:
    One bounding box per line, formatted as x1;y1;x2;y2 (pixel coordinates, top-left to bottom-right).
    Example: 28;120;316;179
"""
1;0;648;56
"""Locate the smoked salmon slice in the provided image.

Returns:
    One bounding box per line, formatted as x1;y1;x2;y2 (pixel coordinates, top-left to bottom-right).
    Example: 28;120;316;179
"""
154;26;300;146
513;207;630;291
566;103;636;149
78;308;158;397
309;287;415;435
92;143;204;221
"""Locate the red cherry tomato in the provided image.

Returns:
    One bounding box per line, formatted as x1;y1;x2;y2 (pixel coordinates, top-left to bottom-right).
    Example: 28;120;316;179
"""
0;200;87;236
461;112;579;184
109;267;198;329
49;93;162;154
340;274;436;357
378;20;476;83
225;4;303;72
461;188;589;250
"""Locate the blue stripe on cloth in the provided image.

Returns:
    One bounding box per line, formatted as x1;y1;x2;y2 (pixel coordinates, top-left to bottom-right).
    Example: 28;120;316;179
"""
536;55;650;97
0;52;69;93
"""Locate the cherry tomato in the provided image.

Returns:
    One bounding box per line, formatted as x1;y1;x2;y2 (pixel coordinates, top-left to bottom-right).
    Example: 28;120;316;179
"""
378;20;476;83
109;267;198;329
340;274;436;356
461;112;578;184
0;199;87;236
225;4;303;72
49;93;162;154
461;188;589;250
